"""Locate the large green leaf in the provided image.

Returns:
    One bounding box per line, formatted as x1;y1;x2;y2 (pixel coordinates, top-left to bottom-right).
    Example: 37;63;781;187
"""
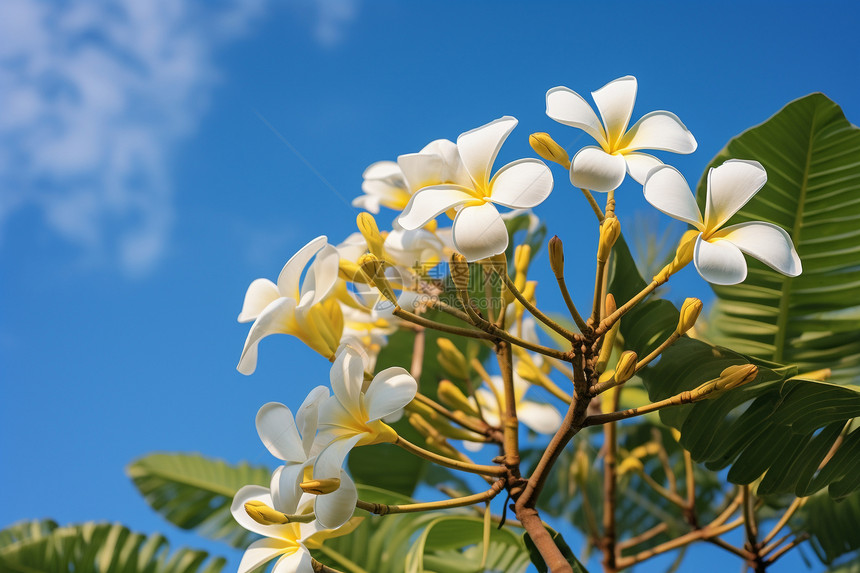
799;490;860;564
696;93;860;384
0;520;226;573
127;453;270;548
314;485;529;573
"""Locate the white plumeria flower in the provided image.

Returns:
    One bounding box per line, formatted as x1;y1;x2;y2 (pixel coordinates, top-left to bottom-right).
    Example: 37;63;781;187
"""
354;139;470;214
398;116;554;261
546;75;697;192
238;236;342;374
312;347;417;523
231;485;355;573
255;390;358;529
644;160;802;285
464;372;562;452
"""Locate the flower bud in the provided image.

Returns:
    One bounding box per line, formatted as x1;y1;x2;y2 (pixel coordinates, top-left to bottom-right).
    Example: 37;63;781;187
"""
450;254;470;292
617;457;644;476
691;364;758;401
356;212;385;258
244;500;288;525
514;244;531;276
614;350;638;385
437;338;469;380
572;447;590;485
529;132;571;168
300;478;342;495
597;217;621;262
676;298;703;335
437;380;480;418
548;236;564;278
358;254;397;304
605;293;617;316
595;320;620;375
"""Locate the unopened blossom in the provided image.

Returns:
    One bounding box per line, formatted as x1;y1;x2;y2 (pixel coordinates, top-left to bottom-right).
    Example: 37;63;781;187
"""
354;139;470;214
643;160;801;285
398;116;554;261
546;75;696;192
255;390;357;529
311;347;417;524
231;485;355;573
238;236;342;374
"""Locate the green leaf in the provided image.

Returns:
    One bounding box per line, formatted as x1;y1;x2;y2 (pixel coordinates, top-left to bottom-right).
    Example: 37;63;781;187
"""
696;93;860;384
0;520;226;573
127;452;270;548
313;485;529;573
522;525;589;573
799;490;860;564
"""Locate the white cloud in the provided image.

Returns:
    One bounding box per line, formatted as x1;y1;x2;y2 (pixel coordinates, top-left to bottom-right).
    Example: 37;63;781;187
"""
313;0;358;48
0;0;266;276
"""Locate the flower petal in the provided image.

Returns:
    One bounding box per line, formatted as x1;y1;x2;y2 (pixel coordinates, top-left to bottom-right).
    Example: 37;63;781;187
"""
300;244;339;307
643;165;704;229
545;87;606;144
238;538;291;573
256;402;306;463
271;463;305;514
452;203;509;262
624;152;664;186
272;548;314;573
705;159;767;232
329;346;366;420
365;366;417;422
363;160;401;181
351;193;381;214
238;298;298;375
232;485;294;539
456;116;518;188
314;434;364;479
398;152;444;193
296;386;330;456
694;234;748;285
397;185;476;230
718;222;802;277
518;401;563;434
592;75;637;149
421;138;470;186
238;279;280;323
488;159;553;209
620;111;697;155
314;470;358;529
569;146;627;193
277;236;328;299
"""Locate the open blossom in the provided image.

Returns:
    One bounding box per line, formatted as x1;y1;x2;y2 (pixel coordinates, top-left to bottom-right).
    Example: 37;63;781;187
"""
546;75;696;192
255;390;358;529
644;160;802;285
354;139;470;214
231;485;357;573
238;236;342;374
398;116;554;261
311;347;417;525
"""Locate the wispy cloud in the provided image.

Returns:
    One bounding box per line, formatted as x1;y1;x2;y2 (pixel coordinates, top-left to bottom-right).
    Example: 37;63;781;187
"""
0;0;265;276
312;0;359;48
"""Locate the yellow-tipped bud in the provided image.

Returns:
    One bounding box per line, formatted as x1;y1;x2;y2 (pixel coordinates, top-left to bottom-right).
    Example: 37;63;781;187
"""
514;245;531;276
655;230;698;283
691;364;758;401
597;217;621;262
437;380;480;418
405;399;438;421
614;350;638;385
595;321;620;375
670;428;682;442
340;259;369;283
300;478;342;495
629;443;660;459
529;132;571;168
605;293;617;316
548;236;565;278
572;447;590;485
245;500;288;525
618;457;645;476
677;298;703;335
356;212;385;258
358;254;397;304
437;338;470;380
450;254;470;292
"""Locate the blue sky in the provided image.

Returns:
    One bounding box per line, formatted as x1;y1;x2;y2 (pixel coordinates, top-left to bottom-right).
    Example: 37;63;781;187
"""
2;1;859;570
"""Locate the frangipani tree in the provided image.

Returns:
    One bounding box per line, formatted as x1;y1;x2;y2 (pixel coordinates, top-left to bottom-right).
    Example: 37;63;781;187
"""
5;80;859;573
